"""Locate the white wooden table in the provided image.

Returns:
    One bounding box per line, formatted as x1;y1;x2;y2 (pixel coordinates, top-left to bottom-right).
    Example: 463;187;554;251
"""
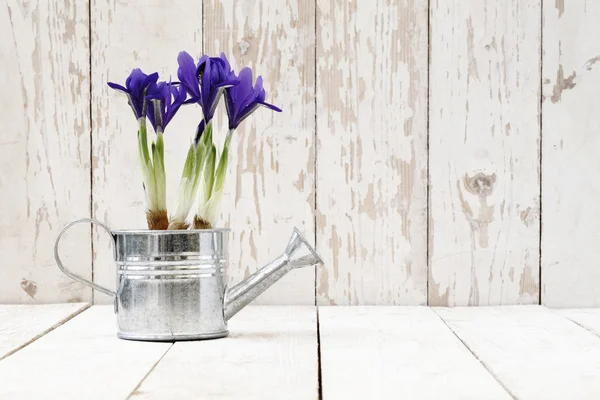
1;305;600;399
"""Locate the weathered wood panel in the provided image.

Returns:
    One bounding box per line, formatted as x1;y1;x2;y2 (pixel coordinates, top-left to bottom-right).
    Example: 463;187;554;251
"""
436;306;600;399
542;0;600;307
429;0;541;306
0;303;88;360
0;0;92;303
131;307;318;399
91;0;203;303
203;0;316;304
319;306;511;399
316;0;428;305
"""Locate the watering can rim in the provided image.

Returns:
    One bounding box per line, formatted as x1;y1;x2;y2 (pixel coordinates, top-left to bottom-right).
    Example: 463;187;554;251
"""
111;228;231;235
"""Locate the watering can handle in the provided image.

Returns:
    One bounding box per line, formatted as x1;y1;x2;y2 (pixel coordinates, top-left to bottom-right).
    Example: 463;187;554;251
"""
54;218;116;297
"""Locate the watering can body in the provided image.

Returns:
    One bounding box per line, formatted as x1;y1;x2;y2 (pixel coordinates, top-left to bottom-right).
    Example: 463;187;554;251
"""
54;219;323;341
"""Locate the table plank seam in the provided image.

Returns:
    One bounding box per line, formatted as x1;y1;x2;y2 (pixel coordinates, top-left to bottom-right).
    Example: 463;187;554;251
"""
431;308;517;400
316;307;323;400
126;342;174;399
0;303;91;362
558;314;600;339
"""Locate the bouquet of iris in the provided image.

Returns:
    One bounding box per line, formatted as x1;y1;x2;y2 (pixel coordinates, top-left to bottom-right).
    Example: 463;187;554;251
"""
108;52;281;230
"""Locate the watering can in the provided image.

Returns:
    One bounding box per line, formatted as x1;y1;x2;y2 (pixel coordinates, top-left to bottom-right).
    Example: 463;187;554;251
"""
54;218;323;341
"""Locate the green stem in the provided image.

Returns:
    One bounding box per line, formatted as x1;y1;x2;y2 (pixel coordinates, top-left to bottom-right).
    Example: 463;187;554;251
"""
196;128;233;226
137;120;157;211
203;145;217;204
171;144;198;225
214;131;231;194
139;118;151;165
154;131;167;211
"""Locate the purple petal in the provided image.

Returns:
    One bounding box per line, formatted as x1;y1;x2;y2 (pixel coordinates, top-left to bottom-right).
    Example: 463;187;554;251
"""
234;68;254;99
146;100;158;131
258;101;282;112
254;75;264;91
143;72;159;87
177;51;201;99
232;104;260;129
175;84;187;103
107;82;128;92
214;78;240;88
224;88;235;126
196;55;209;77
219;52;231;73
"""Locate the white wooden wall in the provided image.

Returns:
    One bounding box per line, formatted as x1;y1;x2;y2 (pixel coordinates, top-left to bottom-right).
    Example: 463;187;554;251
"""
1;0;598;307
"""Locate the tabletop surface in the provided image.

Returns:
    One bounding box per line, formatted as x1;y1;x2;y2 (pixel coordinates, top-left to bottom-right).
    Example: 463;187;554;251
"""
1;304;600;399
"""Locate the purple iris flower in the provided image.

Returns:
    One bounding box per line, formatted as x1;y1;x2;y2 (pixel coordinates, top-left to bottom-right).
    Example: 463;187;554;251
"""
177;51;238;123
146;81;187;133
224;67;282;130
108;68;159;120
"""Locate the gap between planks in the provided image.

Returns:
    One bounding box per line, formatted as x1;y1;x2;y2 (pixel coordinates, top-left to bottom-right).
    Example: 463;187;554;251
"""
316;306;323;400
0;303;90;362
127;343;175;399
555;309;600;339
317;306;511;399
431;308;518;400
436;306;600;400
127;306;318;400
5;305;600;399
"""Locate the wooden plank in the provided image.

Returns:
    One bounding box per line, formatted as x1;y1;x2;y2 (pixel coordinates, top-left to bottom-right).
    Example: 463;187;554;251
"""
428;0;541;306
315;0;428;305
0;306;171;399
129;306;318;399
436;306;600;399
0;303;88;360
203;0;316;304
318;306;511;399
557;309;600;336
542;1;600;307
91;0;203;303
0;0;91;302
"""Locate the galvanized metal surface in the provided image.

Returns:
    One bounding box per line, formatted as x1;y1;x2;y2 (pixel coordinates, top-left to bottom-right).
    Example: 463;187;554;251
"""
54;219;323;341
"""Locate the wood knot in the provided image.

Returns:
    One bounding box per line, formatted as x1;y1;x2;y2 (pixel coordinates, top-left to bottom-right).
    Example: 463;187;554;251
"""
464;173;496;196
239;39;250;55
20;279;37;299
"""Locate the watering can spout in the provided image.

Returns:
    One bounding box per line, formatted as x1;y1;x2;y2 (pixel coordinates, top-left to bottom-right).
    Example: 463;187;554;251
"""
223;228;323;321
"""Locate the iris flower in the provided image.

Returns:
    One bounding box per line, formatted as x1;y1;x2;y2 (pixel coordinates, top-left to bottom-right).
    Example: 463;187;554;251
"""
108;52;282;230
108;69;159;120
177;52;238;126
107;70;171;230
224;67;282;130
147;81;187;133
191;67;281;229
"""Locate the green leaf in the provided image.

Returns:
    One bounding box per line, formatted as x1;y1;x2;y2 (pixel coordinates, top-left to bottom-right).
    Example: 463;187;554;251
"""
203;187;224;226
214;143;229;193
191;143;204;191
138;129;156;210
182;144;196;179
202;121;213;149
156;131;165;160
139;121;151;164
152;142;166;211
202;145;216;204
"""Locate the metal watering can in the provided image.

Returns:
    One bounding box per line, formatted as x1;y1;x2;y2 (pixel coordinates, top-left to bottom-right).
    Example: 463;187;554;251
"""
54;218;323;341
